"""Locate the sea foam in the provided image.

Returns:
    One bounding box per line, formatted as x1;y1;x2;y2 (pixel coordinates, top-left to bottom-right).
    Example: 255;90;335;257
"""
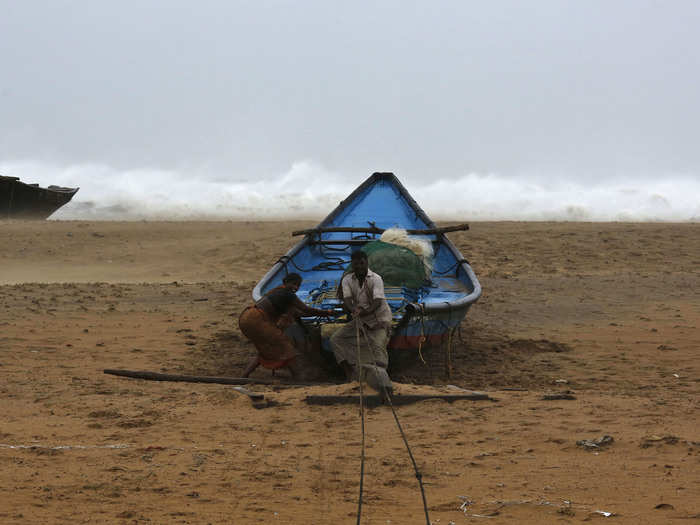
1;160;698;222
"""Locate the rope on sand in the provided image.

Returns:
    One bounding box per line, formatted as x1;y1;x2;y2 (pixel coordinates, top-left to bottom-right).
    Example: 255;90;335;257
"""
355;320;367;525
354;322;431;525
383;388;431;525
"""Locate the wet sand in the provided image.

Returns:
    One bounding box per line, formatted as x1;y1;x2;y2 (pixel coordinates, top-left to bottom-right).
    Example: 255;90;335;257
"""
1;220;698;524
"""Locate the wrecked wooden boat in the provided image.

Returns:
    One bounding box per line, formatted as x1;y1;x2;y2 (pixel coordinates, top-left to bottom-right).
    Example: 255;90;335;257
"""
1;174;79;219
253;172;481;376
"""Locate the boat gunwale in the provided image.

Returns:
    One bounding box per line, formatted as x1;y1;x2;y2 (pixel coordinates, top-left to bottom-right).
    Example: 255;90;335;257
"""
1;175;79;195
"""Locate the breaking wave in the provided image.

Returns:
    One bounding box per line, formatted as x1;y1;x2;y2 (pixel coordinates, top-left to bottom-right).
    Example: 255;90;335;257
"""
1;160;698;222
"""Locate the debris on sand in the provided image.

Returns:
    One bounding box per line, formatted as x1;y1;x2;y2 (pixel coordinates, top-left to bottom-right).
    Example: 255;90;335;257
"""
576;435;614;450
458;498;614;519
458;495;474;513
640;435;679;448
654;503;674;510
541;392;576;400
593;509;615;517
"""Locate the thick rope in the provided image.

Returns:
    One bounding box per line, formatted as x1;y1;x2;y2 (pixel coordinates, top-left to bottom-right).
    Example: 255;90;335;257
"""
447;327;455;379
417;304;427;365
276;254;350;273
383;389;431;525
355;319;366;525
357;326;432;525
432;257;470;275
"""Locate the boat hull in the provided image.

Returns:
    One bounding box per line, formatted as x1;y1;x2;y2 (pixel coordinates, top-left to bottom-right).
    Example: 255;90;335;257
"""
1;175;79;219
253;172;481;360
388;303;473;350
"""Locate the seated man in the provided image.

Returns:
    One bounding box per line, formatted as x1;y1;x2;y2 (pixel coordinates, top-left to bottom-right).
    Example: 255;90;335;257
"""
331;251;393;389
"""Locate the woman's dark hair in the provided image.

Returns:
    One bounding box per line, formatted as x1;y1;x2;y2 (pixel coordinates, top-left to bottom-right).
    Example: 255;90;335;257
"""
350;250;368;261
282;273;303;285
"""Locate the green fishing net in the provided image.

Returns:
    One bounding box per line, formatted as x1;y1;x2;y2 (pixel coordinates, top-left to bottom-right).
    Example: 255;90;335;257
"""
344;241;428;289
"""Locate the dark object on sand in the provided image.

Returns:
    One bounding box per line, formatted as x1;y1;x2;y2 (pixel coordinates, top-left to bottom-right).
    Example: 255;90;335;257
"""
103;368;276;385
304;392;495;407
103;369;273;408
541;393;577;400
1;174;79;219
576;435;614;450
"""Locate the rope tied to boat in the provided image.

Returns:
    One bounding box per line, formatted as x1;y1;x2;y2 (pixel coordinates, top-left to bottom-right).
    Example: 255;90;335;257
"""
276;254;350;273
417;303;427;365
432;257;470;276
446;327;456;379
275;255;291;275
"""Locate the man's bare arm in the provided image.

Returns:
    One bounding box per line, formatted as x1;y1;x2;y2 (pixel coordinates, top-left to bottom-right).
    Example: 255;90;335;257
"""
343;296;355;313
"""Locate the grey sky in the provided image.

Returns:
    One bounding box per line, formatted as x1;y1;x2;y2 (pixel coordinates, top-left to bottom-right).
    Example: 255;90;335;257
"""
1;1;699;183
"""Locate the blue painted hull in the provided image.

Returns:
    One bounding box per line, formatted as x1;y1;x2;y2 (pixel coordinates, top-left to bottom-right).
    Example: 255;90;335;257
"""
253;172;481;351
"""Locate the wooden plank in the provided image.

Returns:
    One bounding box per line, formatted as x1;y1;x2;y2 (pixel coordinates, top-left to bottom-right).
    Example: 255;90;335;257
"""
104;369;277;386
292;223;470;237
306;239;441;246
293;226;384;236
306;240;376;246
304;392;495;407
104;369;276;408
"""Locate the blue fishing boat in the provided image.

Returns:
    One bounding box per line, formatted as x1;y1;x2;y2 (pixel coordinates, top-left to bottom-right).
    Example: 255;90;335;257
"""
252;172;481;375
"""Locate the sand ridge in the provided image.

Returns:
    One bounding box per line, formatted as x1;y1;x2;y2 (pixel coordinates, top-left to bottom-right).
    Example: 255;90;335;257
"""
1;220;699;524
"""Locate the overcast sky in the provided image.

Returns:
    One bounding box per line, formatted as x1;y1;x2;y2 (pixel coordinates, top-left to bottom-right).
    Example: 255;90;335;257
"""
1;1;699;185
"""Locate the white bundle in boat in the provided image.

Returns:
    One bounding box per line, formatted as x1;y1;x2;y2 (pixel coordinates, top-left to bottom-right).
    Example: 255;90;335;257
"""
380;227;434;275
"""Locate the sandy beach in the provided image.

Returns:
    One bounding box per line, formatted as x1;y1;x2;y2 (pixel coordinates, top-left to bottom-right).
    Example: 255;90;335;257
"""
1;219;698;524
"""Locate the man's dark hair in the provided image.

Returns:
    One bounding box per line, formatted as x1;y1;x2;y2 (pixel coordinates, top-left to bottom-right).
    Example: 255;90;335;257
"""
282;273;302;285
350;250;368;262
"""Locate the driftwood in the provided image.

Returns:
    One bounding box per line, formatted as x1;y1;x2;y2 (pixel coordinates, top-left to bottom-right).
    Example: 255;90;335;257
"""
103;369;278;408
292;223;470;237
103;369;276;386
304;392;495;407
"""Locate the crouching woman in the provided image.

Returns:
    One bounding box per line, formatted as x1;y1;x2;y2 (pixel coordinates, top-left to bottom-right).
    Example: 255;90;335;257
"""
239;273;338;378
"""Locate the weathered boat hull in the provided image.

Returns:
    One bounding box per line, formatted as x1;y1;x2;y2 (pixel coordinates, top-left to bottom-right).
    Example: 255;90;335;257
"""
253;172;481;369
1;175;79;219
